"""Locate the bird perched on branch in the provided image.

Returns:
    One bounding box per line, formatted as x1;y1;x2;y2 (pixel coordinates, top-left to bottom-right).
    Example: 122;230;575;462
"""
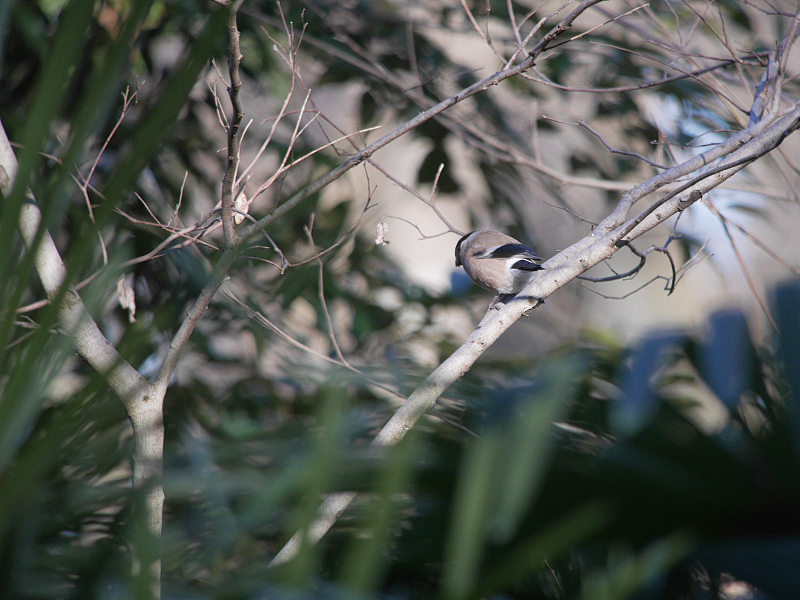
455;230;544;308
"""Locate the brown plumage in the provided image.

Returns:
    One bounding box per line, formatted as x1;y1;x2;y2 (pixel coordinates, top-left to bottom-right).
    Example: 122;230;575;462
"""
455;230;544;296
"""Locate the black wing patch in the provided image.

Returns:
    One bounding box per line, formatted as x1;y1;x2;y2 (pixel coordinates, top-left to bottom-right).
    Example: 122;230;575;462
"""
479;243;541;261
511;259;544;272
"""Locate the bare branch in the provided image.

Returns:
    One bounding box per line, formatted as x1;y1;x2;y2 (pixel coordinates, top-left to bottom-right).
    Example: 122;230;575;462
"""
1;122;150;413
220;0;245;247
383;215;453;241
147;4;251;404
597;103;797;235
243;0;608;242
503;9;550;68
1;119;164;598
269;0;622;565
246;3;634;194
706;198;778;330
549;117;668;169
711;209;800;277
222;287;405;403
526;52;770;94
611;105;800;247
305;221;351;367
368;160;464;236
549;3;649;49
270;88;800;572
459;0;503;60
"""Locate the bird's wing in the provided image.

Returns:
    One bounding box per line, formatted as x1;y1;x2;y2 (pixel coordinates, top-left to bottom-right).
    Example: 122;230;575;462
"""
476;243;541;262
510;259;544;272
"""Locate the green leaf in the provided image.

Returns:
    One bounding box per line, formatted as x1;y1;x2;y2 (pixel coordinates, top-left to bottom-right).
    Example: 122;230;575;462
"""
700;308;754;410
579;533;695;600
101;4;227;209
773;281;800;451
613;331;686;436
490;356;582;542
441;424;504;599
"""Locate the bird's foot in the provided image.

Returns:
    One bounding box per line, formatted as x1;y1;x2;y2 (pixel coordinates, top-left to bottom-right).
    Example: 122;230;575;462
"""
488;296;503;310
489;293;516;310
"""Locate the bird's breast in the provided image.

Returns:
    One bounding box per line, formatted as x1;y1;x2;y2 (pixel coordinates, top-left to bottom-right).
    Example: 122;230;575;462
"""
463;258;523;295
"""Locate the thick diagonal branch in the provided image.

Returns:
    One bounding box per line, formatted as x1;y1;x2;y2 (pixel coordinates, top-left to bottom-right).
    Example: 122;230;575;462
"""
1;121;163;598
270;98;800;566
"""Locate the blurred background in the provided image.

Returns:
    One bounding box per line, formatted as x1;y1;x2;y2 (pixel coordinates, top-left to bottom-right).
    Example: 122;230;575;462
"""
2;0;800;598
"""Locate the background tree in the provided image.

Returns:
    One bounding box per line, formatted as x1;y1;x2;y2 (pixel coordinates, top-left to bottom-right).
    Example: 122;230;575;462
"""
1;0;799;598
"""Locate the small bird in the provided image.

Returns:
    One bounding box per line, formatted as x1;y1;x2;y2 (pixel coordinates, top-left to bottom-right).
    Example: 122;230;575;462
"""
455;230;544;306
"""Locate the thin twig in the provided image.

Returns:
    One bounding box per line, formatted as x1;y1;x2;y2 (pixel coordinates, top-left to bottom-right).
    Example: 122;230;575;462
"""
383;215;453;240
706;198;778;330
368;160;464;236
305;221;352;367
577;119;668;169
269;0;611;566
712;210;800;277
549;3;649;49
243;0;608;242
222;287;406;401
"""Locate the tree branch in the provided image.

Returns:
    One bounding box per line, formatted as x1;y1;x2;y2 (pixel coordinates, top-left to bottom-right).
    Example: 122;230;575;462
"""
220;1;244;247
268;0;615;565
1;123;150;414
1;120;164;599
269;98;800;569
242;0;608;240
